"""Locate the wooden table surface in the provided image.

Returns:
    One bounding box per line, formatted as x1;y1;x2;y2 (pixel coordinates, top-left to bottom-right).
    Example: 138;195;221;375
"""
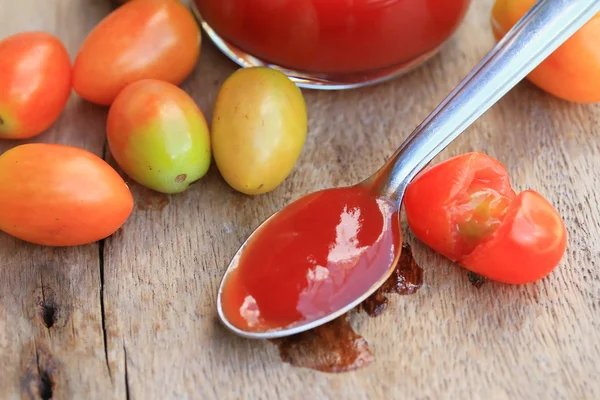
2;0;600;399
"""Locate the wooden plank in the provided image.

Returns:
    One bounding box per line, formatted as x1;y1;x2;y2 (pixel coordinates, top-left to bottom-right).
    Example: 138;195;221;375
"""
102;0;600;397
0;1;122;399
1;0;599;399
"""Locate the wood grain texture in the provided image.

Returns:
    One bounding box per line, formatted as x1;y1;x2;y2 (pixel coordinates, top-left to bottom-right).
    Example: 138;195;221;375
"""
1;0;599;399
0;1;120;399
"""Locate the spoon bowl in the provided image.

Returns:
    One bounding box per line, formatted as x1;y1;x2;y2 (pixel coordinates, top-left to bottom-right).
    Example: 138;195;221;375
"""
217;183;402;339
217;0;600;340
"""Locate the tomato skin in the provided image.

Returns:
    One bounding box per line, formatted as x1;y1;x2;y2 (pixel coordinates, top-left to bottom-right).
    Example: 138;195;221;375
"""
0;144;134;247
461;191;567;284
491;0;600;103
211;67;308;195
404;152;567;284
404;152;516;261
0;31;72;139
73;0;201;106
107;79;211;194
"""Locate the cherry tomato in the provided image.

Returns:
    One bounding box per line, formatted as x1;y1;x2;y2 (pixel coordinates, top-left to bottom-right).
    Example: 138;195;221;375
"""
491;0;600;103
0;31;72;139
73;0;201;106
404;152;567;284
211;67;308;195
0;143;134;247
107;79;211;194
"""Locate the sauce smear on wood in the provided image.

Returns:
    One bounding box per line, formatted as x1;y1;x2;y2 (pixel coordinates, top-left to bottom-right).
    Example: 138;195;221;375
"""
271;315;374;373
362;243;423;317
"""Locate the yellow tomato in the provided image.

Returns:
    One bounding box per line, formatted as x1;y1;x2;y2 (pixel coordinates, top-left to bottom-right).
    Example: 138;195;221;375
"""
491;0;600;103
211;67;308;195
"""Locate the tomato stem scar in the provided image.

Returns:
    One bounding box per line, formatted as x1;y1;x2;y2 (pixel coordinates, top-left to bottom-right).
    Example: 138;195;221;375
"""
175;174;187;183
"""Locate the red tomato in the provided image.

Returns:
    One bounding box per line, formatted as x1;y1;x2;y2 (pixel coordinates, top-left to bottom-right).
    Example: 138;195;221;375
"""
461;190;567;284
404;152;567;284
0;31;72;139
0;143;134;247
404;153;516;261
73;0;201;106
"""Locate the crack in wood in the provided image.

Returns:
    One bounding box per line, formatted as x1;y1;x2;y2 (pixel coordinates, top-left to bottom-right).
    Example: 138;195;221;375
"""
99;239;112;379
99;136;113;382
39;271;47;321
34;343;53;400
123;342;131;400
39;272;57;330
41;303;56;329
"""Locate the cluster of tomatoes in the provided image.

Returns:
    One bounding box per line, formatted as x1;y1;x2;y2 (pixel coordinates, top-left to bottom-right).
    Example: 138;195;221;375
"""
0;0;307;247
0;0;596;286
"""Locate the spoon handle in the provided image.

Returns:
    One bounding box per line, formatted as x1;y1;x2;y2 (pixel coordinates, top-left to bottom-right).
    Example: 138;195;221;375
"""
379;0;600;202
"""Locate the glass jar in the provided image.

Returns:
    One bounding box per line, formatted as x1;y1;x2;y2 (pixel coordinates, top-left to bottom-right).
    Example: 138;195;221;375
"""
192;0;471;89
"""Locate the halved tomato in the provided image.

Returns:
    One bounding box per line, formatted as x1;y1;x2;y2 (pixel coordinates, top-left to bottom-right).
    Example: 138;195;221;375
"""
404;152;567;284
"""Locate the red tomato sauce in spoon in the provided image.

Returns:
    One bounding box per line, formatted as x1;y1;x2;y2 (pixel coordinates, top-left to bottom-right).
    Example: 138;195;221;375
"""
220;185;402;333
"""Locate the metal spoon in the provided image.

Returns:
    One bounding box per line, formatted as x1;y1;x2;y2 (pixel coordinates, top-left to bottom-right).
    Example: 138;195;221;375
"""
217;0;600;339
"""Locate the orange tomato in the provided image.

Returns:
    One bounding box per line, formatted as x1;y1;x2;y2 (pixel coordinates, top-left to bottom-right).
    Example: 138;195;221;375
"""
0;31;72;139
491;0;600;103
73;0;201;106
404;152;567;284
0;144;134;246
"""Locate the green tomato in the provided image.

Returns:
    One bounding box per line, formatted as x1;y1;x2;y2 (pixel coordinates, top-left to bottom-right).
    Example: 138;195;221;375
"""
211;67;308;195
107;79;211;194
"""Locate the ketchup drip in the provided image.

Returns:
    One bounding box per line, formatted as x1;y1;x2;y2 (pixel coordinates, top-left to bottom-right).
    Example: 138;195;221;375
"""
221;185;402;333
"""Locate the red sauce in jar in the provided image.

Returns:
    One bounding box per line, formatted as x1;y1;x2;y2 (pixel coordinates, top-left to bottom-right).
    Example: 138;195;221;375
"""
220;185;402;333
195;0;471;74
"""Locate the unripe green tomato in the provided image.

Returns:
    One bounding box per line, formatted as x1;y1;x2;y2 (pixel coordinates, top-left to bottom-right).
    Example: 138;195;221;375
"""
211;67;308;195
107;79;211;194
